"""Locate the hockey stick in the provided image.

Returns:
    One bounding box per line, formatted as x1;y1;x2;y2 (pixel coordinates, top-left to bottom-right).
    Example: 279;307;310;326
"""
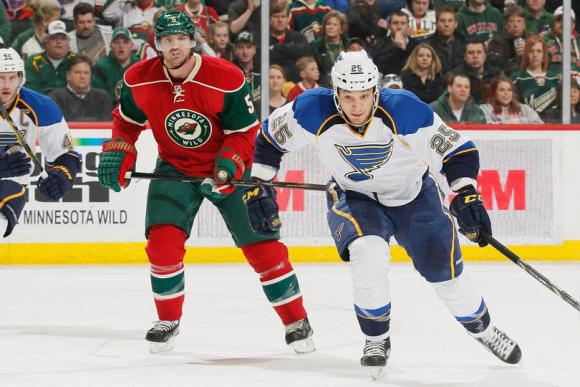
480;232;580;312
126;171;327;191
0;103;44;174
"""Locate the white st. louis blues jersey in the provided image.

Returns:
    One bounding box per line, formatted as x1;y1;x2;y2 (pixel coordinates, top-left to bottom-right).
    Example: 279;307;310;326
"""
0;87;74;185
256;88;477;207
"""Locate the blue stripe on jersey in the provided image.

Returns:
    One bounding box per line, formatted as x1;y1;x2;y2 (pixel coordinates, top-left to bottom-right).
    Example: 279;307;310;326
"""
292;88;338;135
18;87;63;126
455;299;486;322
379;88;434;135
443;141;477;162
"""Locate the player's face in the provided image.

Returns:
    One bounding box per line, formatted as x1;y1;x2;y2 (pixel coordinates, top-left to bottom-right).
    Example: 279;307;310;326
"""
338;88;375;126
111;36;133;62
416;47;433;70
436;11;457;38
495;81;513;106
74;12;96;38
0;72;20;105
211;27;229;50
159;34;192;67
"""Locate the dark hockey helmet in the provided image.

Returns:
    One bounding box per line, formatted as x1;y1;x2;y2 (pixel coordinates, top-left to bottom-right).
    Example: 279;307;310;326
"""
154;10;196;40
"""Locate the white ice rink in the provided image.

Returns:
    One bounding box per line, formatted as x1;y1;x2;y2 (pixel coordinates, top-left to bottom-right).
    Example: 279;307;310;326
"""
1;262;579;387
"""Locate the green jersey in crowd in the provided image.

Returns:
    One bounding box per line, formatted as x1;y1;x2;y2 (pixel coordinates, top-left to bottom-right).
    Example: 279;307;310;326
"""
92;53;141;102
543;31;580;74
25;51;77;95
456;2;504;43
511;70;561;118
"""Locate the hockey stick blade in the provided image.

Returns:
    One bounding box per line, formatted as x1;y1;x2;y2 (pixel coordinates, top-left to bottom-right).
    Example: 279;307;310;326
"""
481;232;580;312
0;103;44;173
126;171;327;191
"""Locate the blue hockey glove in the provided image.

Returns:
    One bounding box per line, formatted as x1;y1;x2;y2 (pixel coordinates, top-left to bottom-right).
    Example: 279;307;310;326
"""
0;144;31;178
242;183;281;235
450;185;492;247
37;167;74;201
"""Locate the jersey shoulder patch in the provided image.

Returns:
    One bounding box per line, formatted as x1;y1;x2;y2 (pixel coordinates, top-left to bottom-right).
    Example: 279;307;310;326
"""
292;88;339;135
379;88;434;135
124;57;167;87
193;56;246;93
18;87;63;126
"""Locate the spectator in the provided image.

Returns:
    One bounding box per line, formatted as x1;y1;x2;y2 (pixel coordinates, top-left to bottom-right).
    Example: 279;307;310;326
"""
68;3;113;66
347;0;387;47
313;10;348;87
0;1;10;44
175;0;219;37
92;27;140;104
453;39;502;104
345;37;367;52
480;75;543;123
401;43;444;103
3;0;34;43
48;55;113;122
228;0;260;37
381;73;403;89
433;0;464;12
544;6;580;73
511;35;561;121
430;72;486;123
371;10;418;76
456;0;504;43
524;0;553;35
234;31;261;111
488;6;529;77
571;77;580;123
209;22;235;62
269;2;313;83
289;0;331;43
286;56;320;101
102;0;160;52
426;6;465;75
24;20;78;95
269;64;287;113
403;0;437;40
11;0;60;59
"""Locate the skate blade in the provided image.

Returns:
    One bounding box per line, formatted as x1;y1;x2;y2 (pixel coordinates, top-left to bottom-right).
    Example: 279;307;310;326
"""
149;336;176;354
367;366;385;381
290;337;316;354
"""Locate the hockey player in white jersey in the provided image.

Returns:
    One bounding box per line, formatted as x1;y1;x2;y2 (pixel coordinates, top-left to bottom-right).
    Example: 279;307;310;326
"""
242;51;521;379
0;48;81;237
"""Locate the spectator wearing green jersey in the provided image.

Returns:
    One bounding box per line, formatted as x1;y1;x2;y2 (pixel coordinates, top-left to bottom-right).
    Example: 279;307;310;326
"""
511;35;561;122
543;6;580;73
456;0;503;44
523;0;553;35
289;0;331;43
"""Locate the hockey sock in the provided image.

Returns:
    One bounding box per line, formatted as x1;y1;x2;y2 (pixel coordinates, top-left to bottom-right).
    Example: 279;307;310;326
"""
431;272;491;335
349;236;392;341
146;224;187;321
241;240;307;325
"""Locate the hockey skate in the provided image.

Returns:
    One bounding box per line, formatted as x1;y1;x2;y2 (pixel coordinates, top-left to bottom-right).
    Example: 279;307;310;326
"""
476;326;521;364
361;337;391;381
285;317;315;354
145;320;180;354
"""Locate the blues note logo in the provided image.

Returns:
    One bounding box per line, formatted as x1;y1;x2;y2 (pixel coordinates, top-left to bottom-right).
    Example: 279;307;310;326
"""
336;141;394;182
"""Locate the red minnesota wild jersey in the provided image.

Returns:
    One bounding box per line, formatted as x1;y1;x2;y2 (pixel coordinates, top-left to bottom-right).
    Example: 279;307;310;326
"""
112;53;260;176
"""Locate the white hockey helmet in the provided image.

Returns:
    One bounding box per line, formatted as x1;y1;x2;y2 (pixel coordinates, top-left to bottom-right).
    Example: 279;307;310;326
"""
0;47;26;86
331;50;380;126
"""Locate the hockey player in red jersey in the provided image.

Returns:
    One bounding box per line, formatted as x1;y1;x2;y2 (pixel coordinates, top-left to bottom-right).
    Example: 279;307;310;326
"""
97;10;314;354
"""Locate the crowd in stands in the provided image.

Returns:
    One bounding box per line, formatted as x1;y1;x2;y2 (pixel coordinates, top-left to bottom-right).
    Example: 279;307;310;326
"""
1;0;580;123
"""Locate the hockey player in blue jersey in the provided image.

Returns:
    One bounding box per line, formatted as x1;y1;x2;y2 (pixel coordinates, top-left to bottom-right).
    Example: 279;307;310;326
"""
242;50;521;379
0;48;81;237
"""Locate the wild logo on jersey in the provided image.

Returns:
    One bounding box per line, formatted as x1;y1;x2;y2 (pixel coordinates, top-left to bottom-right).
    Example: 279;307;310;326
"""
336;141;394;182
165;109;212;148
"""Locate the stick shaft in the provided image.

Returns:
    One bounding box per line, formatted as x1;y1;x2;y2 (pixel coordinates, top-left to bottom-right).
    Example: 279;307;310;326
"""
0;103;44;173
481;233;580;312
128;171;327;191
